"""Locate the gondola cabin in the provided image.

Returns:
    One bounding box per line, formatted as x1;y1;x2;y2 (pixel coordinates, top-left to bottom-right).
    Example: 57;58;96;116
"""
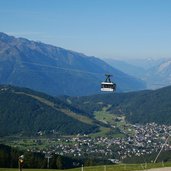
101;74;116;92
101;82;115;92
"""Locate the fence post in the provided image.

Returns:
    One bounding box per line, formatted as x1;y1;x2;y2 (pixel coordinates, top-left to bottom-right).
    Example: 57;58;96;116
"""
124;164;126;170
104;165;106;171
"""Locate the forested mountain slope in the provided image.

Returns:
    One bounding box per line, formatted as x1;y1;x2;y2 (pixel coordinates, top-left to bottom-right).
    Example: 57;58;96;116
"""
0;85;98;136
60;86;171;125
2;84;171;137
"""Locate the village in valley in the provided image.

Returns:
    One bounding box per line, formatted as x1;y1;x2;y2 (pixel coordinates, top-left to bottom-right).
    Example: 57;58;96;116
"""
4;122;171;163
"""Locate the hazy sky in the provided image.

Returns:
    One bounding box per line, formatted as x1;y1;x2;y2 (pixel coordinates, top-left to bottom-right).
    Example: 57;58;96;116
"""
1;0;171;59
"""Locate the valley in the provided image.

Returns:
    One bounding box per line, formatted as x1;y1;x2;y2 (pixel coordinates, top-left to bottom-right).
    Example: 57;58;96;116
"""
1;111;171;164
1;1;171;170
0;33;171;169
1;85;171;165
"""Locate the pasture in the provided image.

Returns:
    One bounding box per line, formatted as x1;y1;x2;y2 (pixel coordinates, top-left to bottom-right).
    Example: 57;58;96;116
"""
1;162;171;171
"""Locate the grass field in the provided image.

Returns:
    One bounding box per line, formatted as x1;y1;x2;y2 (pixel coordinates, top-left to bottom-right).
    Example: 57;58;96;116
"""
93;106;133;138
1;162;171;171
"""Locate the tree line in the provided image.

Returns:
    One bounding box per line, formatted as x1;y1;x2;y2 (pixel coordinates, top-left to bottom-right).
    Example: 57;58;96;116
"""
0;144;113;169
0;144;81;169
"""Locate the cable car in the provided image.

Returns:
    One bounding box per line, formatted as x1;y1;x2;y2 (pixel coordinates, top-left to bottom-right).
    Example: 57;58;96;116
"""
101;74;116;92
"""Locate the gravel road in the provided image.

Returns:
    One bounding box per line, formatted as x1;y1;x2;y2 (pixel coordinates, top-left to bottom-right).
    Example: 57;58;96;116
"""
145;167;171;171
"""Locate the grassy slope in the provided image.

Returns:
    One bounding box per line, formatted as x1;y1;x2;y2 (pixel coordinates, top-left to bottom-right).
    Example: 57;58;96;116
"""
16;90;120;136
14;91;94;125
92;106;126;137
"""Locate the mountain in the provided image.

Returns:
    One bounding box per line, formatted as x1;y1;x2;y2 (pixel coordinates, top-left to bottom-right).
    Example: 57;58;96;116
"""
144;59;171;89
0;85;98;136
123;58;166;70
104;58;171;90
0;32;145;96
1;84;171;137
60;85;171;125
103;58;145;78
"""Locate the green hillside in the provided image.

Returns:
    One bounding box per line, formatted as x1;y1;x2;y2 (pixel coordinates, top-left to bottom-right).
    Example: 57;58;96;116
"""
1;84;171;137
0;85;98;136
60;86;171;125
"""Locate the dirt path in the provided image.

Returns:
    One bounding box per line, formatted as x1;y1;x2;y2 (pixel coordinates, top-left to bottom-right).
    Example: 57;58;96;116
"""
145;167;171;171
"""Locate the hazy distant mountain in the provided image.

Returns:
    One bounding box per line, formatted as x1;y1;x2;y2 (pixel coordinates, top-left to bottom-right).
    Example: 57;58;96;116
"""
124;58;166;70
104;58;145;78
126;58;171;89
0;32;145;96
104;58;171;90
145;59;171;89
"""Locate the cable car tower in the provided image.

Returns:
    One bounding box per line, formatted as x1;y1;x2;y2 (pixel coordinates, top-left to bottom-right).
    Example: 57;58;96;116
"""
101;74;116;92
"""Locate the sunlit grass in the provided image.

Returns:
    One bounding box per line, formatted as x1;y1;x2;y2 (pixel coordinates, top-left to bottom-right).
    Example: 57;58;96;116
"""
1;162;171;171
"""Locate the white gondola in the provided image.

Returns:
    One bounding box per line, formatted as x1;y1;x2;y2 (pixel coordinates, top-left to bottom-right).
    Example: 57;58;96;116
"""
101;74;116;92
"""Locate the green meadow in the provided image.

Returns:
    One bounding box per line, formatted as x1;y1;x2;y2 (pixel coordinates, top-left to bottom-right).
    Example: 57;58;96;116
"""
1;162;171;171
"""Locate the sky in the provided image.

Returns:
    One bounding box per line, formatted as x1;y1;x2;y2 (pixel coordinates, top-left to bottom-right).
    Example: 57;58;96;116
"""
0;0;171;59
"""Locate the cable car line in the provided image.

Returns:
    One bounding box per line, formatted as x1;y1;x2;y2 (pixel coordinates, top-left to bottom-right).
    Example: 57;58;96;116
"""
21;61;102;76
154;135;170;163
21;61;117;92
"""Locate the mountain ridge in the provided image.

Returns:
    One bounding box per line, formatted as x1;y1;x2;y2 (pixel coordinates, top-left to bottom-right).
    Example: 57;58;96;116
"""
0;32;146;96
1;84;171;137
60;85;171;125
145;59;171;89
